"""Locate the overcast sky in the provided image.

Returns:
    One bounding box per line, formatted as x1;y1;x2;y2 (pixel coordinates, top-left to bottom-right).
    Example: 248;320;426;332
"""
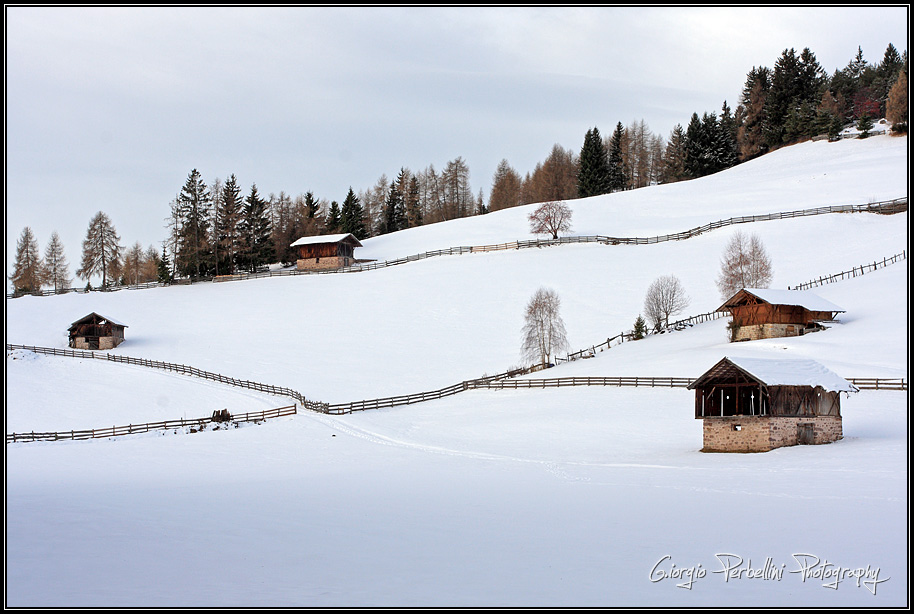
5;6;909;287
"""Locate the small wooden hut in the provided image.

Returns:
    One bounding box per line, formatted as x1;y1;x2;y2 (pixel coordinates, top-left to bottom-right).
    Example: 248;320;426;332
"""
68;313;127;350
291;233;363;271
718;288;844;342
688;356;857;452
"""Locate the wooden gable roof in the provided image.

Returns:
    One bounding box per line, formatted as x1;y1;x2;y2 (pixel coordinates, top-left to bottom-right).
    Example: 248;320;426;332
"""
688;356;857;392
717;288;844;314
68;312;128;332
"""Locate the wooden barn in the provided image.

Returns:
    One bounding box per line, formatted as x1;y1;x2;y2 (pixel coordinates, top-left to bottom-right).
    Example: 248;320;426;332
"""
688;356;857;452
718;288;844;342
290;233;363;271
68;313;127;350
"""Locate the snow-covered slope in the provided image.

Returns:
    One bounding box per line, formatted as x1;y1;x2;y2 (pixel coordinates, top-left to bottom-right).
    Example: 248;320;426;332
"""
6;134;908;607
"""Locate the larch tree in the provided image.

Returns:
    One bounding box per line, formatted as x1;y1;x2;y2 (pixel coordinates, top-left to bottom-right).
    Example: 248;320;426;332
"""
886;70;908;130
521;287;570;368
42;231;72;293
489;159;523;212
10;226;44;294
78;211;122;289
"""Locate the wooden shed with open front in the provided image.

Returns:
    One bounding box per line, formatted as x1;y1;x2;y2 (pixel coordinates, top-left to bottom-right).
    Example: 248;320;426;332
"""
688;356;857;452
718;288;844;342
68;313;127;350
291;233;363;271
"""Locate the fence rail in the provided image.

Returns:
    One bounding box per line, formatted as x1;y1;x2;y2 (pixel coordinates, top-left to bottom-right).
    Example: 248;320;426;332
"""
789;251;907;290
6;405;296;444
8;198;906;299
5;344;329;413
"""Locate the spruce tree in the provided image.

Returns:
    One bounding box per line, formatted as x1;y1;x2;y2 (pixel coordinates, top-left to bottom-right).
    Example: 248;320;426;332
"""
632;315;648;340
340;188;367;240
577;127;611;197
326;201;342;233
607;122;628;192
216;174;244;274
157;246;173;284
175;169;213;279
241;184;275;272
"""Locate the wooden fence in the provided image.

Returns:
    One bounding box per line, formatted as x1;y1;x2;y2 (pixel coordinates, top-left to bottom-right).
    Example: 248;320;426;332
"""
6;405;296;444
476;376;906;392
9;198;906;299
5;344;329;413
788;251;907;290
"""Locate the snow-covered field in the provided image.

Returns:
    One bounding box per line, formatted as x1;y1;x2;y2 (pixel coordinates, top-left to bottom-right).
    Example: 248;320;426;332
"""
5;134;909;606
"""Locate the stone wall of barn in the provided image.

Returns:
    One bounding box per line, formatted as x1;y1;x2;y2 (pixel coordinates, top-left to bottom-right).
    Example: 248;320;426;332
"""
70;336;124;350
733;322;804;342
296;256;352;271
702;416;842;452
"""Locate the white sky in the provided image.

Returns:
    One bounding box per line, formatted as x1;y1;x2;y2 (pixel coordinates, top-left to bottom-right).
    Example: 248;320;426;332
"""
4;6;909;285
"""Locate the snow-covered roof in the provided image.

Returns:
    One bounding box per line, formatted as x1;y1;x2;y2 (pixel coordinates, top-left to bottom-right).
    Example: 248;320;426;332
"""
69;312;128;328
691;356;858;392
719;288;844;313
290;233;362;248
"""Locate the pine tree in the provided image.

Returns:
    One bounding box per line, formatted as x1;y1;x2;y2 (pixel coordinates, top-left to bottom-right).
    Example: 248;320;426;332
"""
77;211;122;289
42;231;72;293
577;126;611;197
175;169;212;279
607;122;628;192
10;226;44;294
240;184;274;272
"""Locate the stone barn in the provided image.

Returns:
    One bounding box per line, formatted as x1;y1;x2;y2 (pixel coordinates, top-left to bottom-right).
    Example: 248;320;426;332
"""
689;356;857;453
68;313;127;350
291;233;363;271
718;288;844;342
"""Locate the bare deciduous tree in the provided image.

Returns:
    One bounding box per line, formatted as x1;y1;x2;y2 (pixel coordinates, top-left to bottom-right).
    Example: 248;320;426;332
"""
644;275;691;331
528;200;573;239
716;231;773;300
521;287;570;367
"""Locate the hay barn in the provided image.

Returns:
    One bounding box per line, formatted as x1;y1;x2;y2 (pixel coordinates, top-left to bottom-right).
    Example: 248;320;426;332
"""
689;356;857;452
68;313;127;350
718;288;844;342
291;233;363;271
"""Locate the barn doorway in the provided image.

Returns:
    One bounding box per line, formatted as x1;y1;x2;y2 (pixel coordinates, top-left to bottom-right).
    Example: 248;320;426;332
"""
797;423;815;444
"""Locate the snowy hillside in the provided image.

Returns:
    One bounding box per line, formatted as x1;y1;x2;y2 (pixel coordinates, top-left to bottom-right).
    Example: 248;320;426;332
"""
6;134;909;607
